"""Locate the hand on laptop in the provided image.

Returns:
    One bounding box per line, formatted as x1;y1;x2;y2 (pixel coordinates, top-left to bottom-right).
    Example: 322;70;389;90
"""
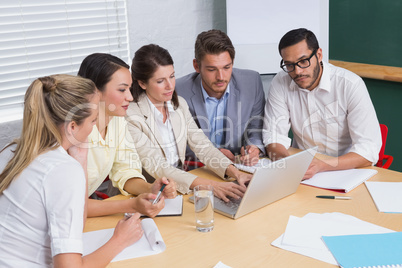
211;181;246;202
225;164;252;187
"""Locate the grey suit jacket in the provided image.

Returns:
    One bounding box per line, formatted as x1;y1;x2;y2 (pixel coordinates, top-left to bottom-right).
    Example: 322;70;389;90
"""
125;94;232;194
176;68;266;158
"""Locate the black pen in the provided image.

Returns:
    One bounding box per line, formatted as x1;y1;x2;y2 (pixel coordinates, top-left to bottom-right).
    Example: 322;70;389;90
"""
152;184;166;204
316;195;351;200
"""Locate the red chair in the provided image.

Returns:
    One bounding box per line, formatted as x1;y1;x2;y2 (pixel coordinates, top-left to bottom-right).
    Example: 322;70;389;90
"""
183;160;205;171
91;176;110;199
376;124;393;169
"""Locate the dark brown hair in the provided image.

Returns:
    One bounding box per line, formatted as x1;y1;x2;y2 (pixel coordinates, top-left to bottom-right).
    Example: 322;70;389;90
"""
131;44;178;108
194;29;235;64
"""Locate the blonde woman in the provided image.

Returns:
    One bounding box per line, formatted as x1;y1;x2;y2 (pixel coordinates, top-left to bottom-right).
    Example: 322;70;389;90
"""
0;75;142;267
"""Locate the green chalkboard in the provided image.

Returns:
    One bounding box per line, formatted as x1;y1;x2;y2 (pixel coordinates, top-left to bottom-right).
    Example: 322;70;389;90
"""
329;0;402;68
329;0;402;172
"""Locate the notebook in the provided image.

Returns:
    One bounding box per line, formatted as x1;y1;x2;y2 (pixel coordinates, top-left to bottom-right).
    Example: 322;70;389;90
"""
301;168;378;193
189;147;316;219
365;181;402;213
322;232;402;268
135;195;183;217
156;195;183;216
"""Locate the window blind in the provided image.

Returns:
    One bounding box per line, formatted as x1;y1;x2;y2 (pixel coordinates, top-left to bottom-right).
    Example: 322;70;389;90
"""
0;0;130;123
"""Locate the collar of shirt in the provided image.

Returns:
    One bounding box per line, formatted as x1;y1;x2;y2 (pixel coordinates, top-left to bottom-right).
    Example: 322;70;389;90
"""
146;96;175;124
88;116;118;146
290;61;331;93
200;81;231;102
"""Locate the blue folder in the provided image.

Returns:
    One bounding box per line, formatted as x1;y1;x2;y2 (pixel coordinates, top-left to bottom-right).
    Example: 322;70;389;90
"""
322;232;402;268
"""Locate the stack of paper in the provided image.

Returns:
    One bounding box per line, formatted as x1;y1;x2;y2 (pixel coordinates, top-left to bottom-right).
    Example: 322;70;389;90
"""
83;218;166;262
271;212;394;265
365;181;402;213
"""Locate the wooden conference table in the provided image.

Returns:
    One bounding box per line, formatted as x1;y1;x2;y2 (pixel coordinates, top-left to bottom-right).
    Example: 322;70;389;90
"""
84;151;402;268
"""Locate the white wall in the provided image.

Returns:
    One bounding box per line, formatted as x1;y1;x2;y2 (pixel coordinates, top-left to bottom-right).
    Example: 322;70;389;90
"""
126;0;227;78
0;0;227;148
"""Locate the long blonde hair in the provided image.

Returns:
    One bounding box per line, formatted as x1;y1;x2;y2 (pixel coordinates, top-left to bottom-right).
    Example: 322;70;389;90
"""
0;74;96;194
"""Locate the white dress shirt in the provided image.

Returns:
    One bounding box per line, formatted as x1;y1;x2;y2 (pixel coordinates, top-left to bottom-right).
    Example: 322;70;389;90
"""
263;61;381;163
147;97;180;167
0;145;85;268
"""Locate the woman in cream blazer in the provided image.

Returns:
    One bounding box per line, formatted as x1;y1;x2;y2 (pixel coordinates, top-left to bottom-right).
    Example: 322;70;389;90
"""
126;44;251;201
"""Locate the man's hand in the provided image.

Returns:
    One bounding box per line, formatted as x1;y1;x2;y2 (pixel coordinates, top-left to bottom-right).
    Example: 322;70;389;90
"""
240;145;260;166
303;158;323;180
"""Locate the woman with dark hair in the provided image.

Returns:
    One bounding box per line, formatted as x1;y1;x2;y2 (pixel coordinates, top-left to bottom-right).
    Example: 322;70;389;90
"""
0;75;143;267
78;53;176;218
126;44;251;202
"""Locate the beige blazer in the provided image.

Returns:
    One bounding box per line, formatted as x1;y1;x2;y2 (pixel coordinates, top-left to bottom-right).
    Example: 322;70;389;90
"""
125;94;232;194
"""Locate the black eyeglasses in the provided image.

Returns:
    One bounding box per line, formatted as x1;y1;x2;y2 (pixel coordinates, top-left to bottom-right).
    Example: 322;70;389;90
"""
280;49;317;73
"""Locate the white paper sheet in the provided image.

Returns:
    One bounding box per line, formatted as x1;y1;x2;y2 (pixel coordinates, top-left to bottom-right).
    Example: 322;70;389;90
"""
83;218;165;262
214;261;232;268
365;181;402;213
271;212;394;265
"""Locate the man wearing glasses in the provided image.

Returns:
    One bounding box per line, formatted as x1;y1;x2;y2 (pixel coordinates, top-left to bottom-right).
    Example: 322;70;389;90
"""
263;28;381;180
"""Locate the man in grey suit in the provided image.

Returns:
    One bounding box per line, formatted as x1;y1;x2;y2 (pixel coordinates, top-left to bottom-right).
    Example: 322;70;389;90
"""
176;29;265;166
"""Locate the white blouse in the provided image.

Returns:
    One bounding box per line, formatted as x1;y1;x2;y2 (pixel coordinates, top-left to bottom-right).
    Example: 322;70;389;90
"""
146;97;180;167
0;145;86;268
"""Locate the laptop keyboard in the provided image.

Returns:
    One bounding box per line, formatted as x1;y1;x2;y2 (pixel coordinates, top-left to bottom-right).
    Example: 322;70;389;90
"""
215;195;242;210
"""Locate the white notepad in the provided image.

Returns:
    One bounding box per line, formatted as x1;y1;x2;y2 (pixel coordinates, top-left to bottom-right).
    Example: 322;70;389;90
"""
157;195;183;216
83;218;165;262
301;169;378;193
365;181;402;213
234;158;272;174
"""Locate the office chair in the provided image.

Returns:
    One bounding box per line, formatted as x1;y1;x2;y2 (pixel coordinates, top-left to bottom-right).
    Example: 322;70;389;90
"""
92;176;110;199
183;160;205;171
376;124;393;169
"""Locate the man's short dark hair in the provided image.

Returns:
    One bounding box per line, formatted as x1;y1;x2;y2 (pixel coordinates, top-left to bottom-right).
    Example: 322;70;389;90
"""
194;29;235;64
278;28;319;56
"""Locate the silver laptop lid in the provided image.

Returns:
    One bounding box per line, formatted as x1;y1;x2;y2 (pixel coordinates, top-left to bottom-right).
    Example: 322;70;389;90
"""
234;147;316;219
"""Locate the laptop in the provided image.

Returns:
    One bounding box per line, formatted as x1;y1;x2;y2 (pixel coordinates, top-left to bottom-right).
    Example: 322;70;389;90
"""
189;147;317;219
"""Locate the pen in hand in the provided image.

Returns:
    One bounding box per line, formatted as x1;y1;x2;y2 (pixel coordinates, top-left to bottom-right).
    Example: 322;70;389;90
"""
152;184;166;205
243;145;248;156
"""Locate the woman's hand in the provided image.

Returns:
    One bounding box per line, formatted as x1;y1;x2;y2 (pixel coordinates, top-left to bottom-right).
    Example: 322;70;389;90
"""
128;193;165;218
113;213;144;248
210;181;246;203
151;177;177;199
